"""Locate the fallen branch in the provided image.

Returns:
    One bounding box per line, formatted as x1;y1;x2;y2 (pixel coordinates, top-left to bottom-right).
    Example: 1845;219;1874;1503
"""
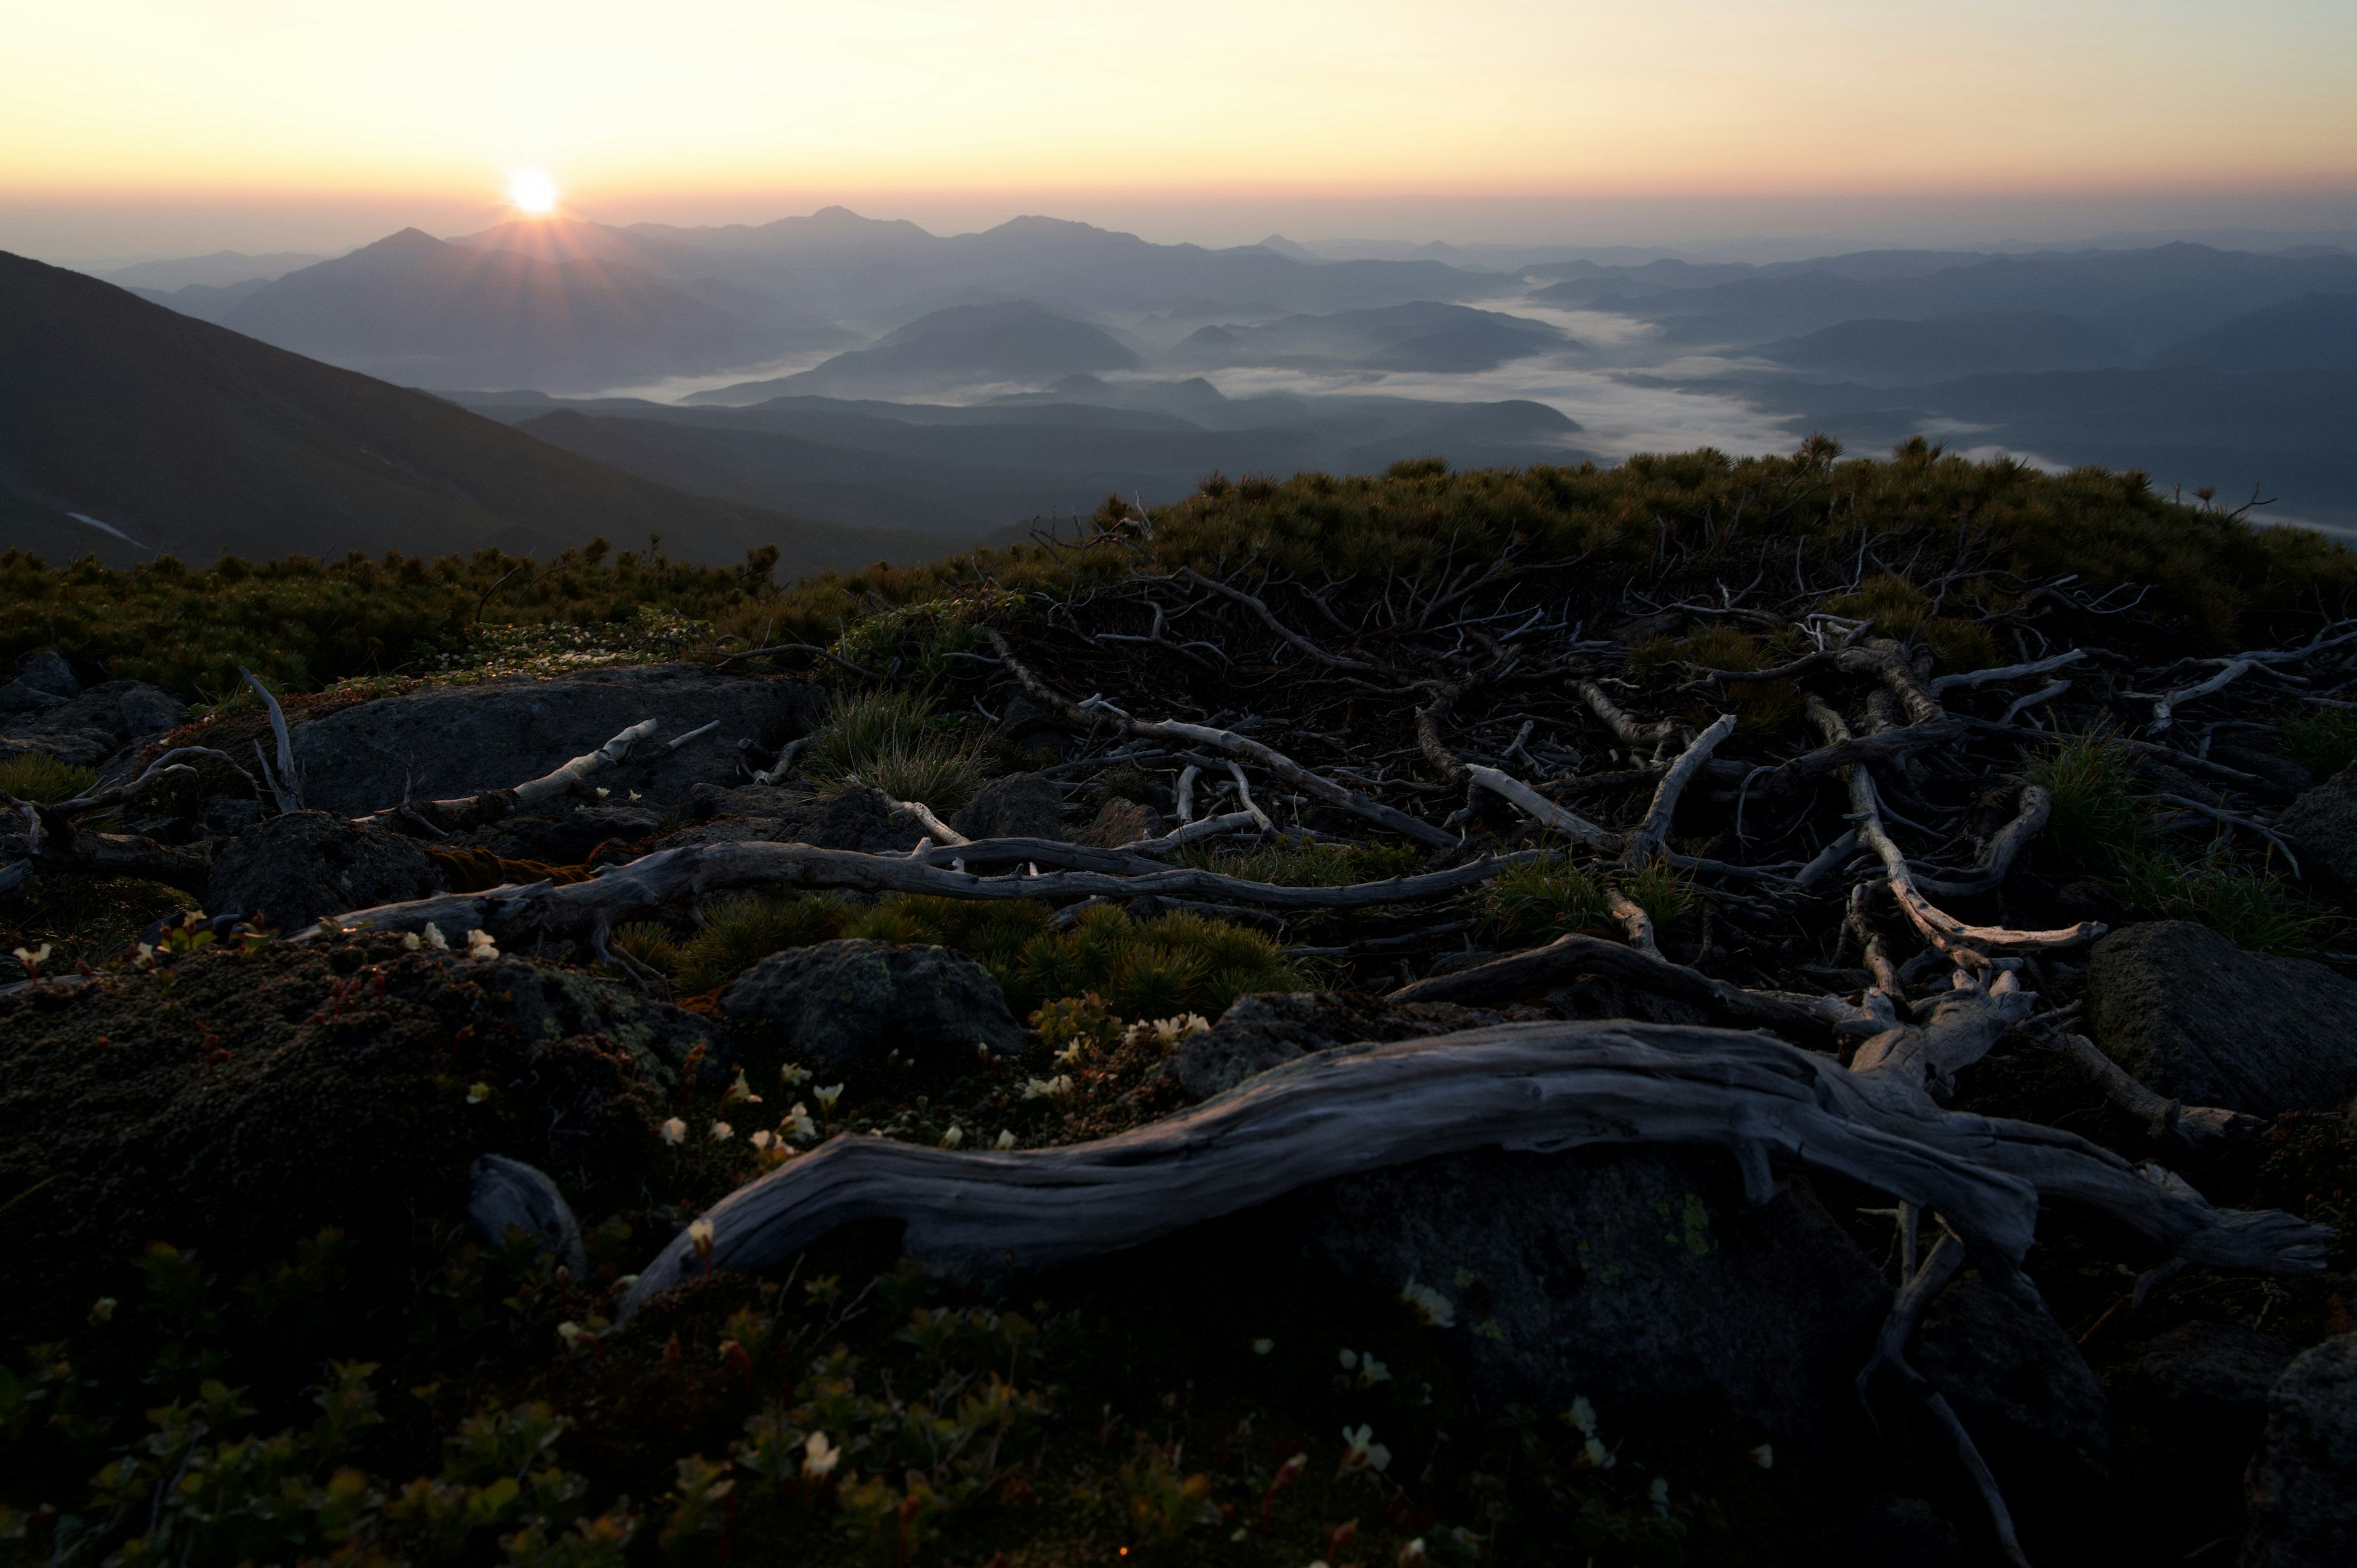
986;630;1455;849
312;839;1551;948
1461;765;1619;851
1910;784;2052;897
239;667;303;814
1575;679;1681;759
1926;649;2086;695
1386;932;1872;1041
618;1019;2328;1318
1624;713;1736;864
2026;1024;2261;1150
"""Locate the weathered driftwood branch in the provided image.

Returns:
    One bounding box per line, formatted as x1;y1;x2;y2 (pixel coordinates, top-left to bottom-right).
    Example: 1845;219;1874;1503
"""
1574;679;1682;759
619;1019;2328;1319
1461;765;1619;851
1911;784;2052;897
895;800;969;846
354;718;662;835
1177;566;1379;673
1925;648;2086;695
56;747;259;816
2146;659;2254;731
2;792;213;892
2145;794;2302;876
514;719;660;806
1858;1231;2030;1568
2027;1024;2261;1150
1834;640;1945;726
1387;932;1873;1041
986;630;1455;849
1605;892;1662;959
1807;697;2099;958
312;839;1550;946
1624;712;1735;863
1704;719;1964;809
239;666;303;813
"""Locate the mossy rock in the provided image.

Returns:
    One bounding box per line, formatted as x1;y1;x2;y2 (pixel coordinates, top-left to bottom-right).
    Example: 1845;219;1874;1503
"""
0;938;683;1338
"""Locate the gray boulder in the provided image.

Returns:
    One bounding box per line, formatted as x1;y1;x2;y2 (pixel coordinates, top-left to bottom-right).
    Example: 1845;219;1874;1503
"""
1913;1272;2110;1549
2085;921;2357;1114
2212;745;2313;798
204;810;444;930
1075;797;1164;848
0;650;79;715
2112;1322;2298;1555
718;938;1027;1070
1180;991;1500;1100
2239;1333;2357;1567
2281;763;2357;887
287;664;822;815
953;773;1066;841
797;786;925;854
0;679;185;768
1285;1145;1891;1443
469;805;664;865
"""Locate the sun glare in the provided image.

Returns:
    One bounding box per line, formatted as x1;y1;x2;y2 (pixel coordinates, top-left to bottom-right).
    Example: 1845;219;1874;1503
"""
505;168;559;217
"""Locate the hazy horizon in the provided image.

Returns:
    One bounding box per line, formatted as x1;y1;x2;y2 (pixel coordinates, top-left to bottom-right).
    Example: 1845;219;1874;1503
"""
7;1;2356;265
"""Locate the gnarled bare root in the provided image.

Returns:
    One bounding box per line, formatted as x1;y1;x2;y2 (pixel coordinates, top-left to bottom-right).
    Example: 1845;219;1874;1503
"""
618;1018;2329;1319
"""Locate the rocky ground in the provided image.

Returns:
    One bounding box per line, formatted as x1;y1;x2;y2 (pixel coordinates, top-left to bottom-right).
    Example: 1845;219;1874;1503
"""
4;511;2357;1567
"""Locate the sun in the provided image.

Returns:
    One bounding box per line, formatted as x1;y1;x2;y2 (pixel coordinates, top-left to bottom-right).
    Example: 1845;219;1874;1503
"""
505;168;559;217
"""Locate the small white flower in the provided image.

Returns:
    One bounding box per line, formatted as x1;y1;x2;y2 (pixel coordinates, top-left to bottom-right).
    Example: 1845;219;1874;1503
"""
1053;1040;1089;1066
814;1083;843;1113
687;1217;715;1256
1356;1353;1392;1388
401;932;421;951
1749;1443;1774;1470
1151;1013;1211;1046
802;1431;841;1480
594;787;611;800
1401;1278;1456;1328
627;790;643;803
780;1062;811;1088
89;1297;117;1324
1398;1540;1427;1567
708;1120;734;1143
1021;1073;1075;1100
12;943;50;975
723;1069;761;1105
422;922;449;951
994;1129;1017;1150
556;1320;585;1348
939;1124;965;1149
1580;1435;1615;1470
466;1081;492;1105
1337;1424;1391;1476
783;1102;817;1140
1649;1477;1670;1510
1568;1394;1596;1435
750;1129;774;1151
660;1116;687;1146
466;928;498;960
1339;1348;1359;1370
1252;1337;1274;1355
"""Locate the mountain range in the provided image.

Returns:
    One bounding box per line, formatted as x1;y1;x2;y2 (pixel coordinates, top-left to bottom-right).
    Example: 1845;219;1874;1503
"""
0;251;944;571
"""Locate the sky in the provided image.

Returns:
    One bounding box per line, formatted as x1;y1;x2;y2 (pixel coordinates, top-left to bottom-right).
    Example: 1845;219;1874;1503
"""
6;0;2356;261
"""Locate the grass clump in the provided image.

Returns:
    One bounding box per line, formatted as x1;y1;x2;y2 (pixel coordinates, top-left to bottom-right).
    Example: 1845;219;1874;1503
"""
2277;706;2357;782
0;753;97;803
1920;616;1998;673
1012;906;1300;1019
1482;858;1692;944
2121;846;2327;957
2029;725;2150;876
803;688;987;808
665;893;853;994
1677;625;1804;734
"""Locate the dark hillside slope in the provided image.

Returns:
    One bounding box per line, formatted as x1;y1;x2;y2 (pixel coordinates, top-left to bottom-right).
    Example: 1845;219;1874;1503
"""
0;251;949;573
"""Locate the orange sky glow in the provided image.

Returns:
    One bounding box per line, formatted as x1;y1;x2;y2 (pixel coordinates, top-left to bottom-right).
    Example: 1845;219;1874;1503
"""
6;1;2353;257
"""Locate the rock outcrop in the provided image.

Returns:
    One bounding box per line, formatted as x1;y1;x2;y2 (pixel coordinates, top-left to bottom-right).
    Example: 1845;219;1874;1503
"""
2084;921;2357;1114
1178;990;1503;1100
204;810;444;930
952;773;1066;841
719;938;1028;1070
287;663;822;815
2240;1333;2357;1567
2281;763;2357;889
0;679;186;768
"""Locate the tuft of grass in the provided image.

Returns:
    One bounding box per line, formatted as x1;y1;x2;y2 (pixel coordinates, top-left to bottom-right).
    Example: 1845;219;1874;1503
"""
1920;616;1998;674
1617;859;1695;931
0;754;98;803
666;893;851;994
2029;725;2149;876
803;688;988;808
1483;860;1613;941
2277;706;2357;782
2121;845;2328;957
1678;625;1803;734
1825;573;1932;637
1013;906;1299;1019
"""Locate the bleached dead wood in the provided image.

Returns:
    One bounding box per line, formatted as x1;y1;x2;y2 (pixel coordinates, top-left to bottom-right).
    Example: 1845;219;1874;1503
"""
513;719;660;805
618;1018;2329;1318
1461;765;1619;851
986;630;1455;848
2146;659;2254;731
350;718;664;835
1387;931;1875;1041
1834;640;1945;725
1605;892;1663;959
311;839;1550;947
2027;1024;2261;1150
1574;679;1682;758
1807;697;2099;958
239;667;303;813
1926;649;2086;695
894;800;969;846
1623;712;1736;864
1910;784;2053;897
